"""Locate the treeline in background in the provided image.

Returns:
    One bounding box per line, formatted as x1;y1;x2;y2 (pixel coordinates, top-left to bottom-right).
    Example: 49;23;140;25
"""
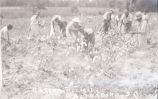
0;0;157;12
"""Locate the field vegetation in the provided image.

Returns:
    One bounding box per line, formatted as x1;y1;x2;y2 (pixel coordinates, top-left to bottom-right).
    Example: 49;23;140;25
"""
0;7;158;99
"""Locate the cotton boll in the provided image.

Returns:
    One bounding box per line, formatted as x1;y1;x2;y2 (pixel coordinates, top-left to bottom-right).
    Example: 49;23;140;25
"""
93;55;102;64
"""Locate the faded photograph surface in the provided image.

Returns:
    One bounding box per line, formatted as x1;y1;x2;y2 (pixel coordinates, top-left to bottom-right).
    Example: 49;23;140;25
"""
0;0;158;99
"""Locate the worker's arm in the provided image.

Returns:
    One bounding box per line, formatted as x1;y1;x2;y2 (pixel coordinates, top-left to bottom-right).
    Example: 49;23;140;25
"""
99;23;104;32
6;32;11;45
1;31;11;45
52;22;55;33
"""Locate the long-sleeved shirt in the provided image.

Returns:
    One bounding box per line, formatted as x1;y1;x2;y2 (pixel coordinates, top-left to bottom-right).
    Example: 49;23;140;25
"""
66;22;84;40
30;15;40;25
0;26;9;41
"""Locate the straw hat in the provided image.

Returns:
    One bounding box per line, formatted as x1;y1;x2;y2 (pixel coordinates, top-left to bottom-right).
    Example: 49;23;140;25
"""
51;15;62;22
54;15;62;20
135;11;142;19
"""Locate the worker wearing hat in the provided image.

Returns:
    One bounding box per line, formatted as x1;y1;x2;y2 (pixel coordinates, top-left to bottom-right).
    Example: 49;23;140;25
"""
100;10;114;34
141;11;149;33
115;12;122;32
135;11;149;48
135;11;143;32
120;9;132;33
50;15;67;38
0;24;13;91
29;11;42;40
30;11;40;25
66;17;84;42
0;24;13;45
141;11;150;45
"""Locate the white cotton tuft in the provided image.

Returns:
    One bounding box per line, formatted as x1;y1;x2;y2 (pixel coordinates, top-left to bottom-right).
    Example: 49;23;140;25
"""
72;17;81;23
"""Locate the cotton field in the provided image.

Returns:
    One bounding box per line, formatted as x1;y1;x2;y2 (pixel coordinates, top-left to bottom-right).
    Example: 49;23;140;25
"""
0;7;158;99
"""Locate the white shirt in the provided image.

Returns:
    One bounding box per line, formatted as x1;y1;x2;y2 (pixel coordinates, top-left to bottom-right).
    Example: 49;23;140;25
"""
103;12;112;20
0;26;8;34
30;15;40;25
142;14;149;21
111;14;115;20
0;26;10;45
121;13;132;23
115;15;121;22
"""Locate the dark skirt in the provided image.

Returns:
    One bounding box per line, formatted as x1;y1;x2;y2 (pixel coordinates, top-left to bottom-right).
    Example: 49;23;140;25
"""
103;20;110;33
